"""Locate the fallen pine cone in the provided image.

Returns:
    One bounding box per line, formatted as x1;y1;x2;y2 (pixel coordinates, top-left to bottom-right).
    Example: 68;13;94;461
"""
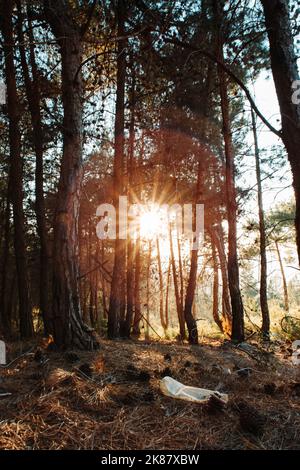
264;382;277;396
236;401;266;436
236;368;252;378
143;390;155;402
113;392;137;407
64;351;80;364
290;382;300;397
184;360;192;368
205;394;226;414
125;366;151;382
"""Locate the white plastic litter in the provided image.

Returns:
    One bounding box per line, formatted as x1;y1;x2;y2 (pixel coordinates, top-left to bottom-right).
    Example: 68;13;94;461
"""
160;376;228;404
0;340;5;365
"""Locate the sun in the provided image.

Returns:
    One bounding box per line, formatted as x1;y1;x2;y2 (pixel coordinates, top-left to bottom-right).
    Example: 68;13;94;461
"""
139;207;161;239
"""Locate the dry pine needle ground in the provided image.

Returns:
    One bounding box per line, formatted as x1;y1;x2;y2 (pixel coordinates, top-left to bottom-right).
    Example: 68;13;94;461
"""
0;338;300;450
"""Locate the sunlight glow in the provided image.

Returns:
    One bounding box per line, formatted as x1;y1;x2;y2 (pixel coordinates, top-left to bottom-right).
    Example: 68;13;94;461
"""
139;207;161;239
137;204;193;263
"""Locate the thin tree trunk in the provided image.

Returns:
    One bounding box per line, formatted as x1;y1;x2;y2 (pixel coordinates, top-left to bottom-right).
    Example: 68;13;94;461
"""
251;108;270;337
108;0;126;338
132;136;144;337
17;1;52;335
214;0;244;342
182;138;208;345
182;62;213;345
44;0;98;349
124;67;136;337
101;242;108;319
169;223;185;340
0;0;33;339
0;190;11;336
94;268;99;326
184;247;199;343
145;240;151;341
177;236;184;310
275;240;289;312
211;240;223;332
156;237;167;334
132;231;141;336
261;0;300;266
6;272;16;328
210;225;232;330
165;259;171;331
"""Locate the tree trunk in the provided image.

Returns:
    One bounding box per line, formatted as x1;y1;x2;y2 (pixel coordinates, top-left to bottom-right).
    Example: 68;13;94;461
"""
6;272;16;329
145;240;151;341
210;225;232;331
177;236;184;311
132;136;144;337
101;242;108;319
275;240;289;312
169;223;185;340
44;0;98;349
17;1;52;335
132;231;141;336
1;0;33;339
211;239;223;332
156;237;167;334
261;0;300;265
124;67;136;337
165;259;171;331
0;190;12;336
124;238;134;337
183;247;199;343
182;60;213;344
214;0;244;342
251;108;270;337
108;0;126;338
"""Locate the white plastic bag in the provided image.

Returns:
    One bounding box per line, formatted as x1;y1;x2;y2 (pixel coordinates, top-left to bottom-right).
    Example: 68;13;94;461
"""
0;340;5;365
160;376;228;404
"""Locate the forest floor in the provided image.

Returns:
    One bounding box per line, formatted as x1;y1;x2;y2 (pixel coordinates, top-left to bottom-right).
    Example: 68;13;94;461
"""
0;337;300;450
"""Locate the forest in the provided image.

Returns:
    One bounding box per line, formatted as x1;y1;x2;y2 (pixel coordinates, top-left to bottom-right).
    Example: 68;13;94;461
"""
0;0;300;453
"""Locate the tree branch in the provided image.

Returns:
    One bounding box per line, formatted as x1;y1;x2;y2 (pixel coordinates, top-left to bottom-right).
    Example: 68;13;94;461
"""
164;35;282;138
80;0;97;39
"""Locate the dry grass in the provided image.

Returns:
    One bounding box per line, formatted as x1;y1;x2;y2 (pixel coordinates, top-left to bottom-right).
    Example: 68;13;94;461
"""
0;338;300;450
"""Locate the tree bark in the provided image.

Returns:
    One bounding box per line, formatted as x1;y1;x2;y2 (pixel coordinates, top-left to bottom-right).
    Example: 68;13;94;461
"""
132;137;144;337
156;237;167;334
17;1;52;335
165;260;171;331
124;67;136;337
101;241;108;319
169;223;185;340
214;0;244;342
44;0;98;349
183;246;199;343
132;231;141;336
275;240;289;312
251;108;270;337
0;0;33;339
210;224;232;330
211;239;223;332
108;0;127;338
0;190;12;336
145;240;151;341
177;236;184;311
261;0;300;265
182;66;213;345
